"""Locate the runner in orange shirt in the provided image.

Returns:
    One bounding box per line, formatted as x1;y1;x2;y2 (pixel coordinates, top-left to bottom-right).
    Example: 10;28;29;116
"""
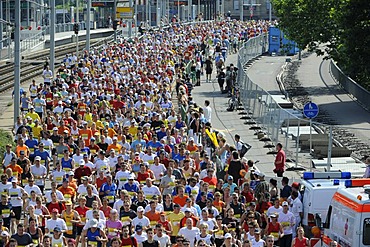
15;139;30;157
145;201;161;227
107;137;122;154
58;178;77;203
6;157;23;179
78;122;92;146
173;185;189;207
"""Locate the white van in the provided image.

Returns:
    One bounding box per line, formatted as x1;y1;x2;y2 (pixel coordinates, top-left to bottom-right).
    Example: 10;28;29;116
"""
300;172;351;236
322;179;370;246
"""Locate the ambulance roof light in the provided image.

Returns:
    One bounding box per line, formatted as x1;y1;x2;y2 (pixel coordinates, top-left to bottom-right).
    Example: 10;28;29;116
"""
303;172;351;180
345;179;370;188
345;180;352;188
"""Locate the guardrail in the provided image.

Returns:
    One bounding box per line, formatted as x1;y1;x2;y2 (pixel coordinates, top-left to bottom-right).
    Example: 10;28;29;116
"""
329;60;370;110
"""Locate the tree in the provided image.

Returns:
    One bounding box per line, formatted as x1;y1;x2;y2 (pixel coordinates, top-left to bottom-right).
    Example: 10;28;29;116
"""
272;0;370;89
330;0;370;88
271;0;337;51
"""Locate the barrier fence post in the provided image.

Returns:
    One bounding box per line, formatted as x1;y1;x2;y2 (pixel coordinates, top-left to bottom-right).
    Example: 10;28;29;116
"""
295;119;300;168
327;125;333;172
285;117;290;152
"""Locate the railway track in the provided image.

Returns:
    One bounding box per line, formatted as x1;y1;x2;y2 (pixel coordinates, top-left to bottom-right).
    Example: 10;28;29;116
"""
0;37;111;94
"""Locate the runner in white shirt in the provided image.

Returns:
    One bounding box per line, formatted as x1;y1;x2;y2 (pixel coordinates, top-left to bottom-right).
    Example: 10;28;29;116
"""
50;163;66;186
45;181;65;203
251;229;265;247
267;198;283;219
178;218;200;247
77;177;99;196
153;224;171;247
141;178;161;199
30;156;47;192
150;157;166;181
278;201;295;245
46;209;68;234
132;206;150;228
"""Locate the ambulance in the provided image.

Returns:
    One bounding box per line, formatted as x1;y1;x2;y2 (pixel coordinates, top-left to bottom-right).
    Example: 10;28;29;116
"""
322;178;370;247
300;172;351;236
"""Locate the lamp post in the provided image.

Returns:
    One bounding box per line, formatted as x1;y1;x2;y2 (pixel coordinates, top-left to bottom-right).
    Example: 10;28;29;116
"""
14;0;21;124
76;0;79;57
268;1;272;22
50;0;56;73
0;1;3;50
86;0;91;52
63;0;66;31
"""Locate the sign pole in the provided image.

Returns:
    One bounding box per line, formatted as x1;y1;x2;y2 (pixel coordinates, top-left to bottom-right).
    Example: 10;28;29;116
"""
303;102;319;171
309;118;312;171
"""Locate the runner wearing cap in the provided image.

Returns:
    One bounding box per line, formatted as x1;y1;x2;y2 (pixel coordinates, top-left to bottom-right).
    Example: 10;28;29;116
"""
61;200;80;240
133;224;147;246
8;177;27;233
30;155;47;193
81;219;107;247
45;207;67;235
51;226;67;247
132;206;150;231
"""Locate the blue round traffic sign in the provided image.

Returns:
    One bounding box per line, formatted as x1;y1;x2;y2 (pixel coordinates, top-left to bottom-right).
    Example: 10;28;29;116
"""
303;102;319;119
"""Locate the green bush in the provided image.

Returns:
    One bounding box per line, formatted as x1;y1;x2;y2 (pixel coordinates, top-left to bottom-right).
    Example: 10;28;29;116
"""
0;129;14;161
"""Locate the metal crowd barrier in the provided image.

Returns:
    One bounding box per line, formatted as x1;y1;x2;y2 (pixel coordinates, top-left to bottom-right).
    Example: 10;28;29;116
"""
236;34;363;173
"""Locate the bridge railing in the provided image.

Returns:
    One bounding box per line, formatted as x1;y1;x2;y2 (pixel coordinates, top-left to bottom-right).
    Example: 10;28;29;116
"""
329;61;370;110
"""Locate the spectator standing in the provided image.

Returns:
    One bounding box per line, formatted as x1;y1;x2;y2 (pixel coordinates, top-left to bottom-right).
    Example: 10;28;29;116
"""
274;143;286;177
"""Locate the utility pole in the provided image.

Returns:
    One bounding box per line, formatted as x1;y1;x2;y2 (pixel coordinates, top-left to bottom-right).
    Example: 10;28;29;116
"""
14;0;21;123
177;0;179;20
187;0;190;20
0;0;3;50
268;1;272;22
156;0;160;26
50;0;55;73
239;0;243;21
63;0;66;31
27;1;30;27
6;0;10;58
134;0;137;35
86;0;91;53
216;0;219;20
128;0;133;36
113;0;117;41
76;0;79;57
148;0;151;26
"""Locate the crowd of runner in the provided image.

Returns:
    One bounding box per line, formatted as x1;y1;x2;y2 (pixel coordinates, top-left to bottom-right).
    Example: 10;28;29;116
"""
0;19;316;247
